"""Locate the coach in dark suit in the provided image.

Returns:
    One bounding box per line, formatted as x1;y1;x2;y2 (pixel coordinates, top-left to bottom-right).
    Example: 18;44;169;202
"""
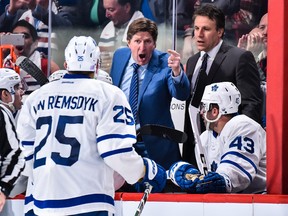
182;5;263;165
110;18;190;170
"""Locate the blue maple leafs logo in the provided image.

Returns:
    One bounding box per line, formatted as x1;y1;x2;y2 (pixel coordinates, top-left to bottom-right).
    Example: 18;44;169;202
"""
211;161;218;172
211;84;219;92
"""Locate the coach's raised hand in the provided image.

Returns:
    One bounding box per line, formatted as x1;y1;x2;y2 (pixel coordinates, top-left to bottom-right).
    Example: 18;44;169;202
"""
167;49;181;77
134;158;167;193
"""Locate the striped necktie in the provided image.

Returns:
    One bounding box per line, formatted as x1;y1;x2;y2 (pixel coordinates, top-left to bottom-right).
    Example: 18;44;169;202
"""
129;63;140;122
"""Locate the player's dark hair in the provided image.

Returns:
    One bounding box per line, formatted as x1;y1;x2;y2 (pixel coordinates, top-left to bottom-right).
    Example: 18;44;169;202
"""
127;18;158;42
193;4;225;31
12;20;38;42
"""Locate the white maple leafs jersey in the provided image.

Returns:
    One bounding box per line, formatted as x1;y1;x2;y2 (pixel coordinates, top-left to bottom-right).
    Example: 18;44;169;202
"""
16;74;144;216
199;114;266;193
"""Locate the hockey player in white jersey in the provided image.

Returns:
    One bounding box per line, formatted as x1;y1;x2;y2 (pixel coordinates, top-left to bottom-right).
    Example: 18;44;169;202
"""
17;36;166;216
168;82;266;194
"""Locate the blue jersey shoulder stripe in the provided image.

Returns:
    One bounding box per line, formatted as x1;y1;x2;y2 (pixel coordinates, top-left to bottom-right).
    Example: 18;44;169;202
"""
221;151;257;173
97;134;136;143
34;193;114;209
220;159;253;182
101;147;133;159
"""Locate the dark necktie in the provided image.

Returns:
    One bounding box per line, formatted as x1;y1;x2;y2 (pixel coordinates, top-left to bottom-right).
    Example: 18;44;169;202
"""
129;63;140;122
259;57;267;77
191;53;209;107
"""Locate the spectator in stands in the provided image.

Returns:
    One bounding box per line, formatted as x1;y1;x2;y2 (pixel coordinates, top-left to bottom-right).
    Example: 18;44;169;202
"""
0;0;74;55
99;0;144;73
99;0;143;50
110;17;190;170
237;27;263;59
237;13;267;80
6;20;59;96
140;0;196;33
89;0;109;28
224;0;267;45
237;13;267;128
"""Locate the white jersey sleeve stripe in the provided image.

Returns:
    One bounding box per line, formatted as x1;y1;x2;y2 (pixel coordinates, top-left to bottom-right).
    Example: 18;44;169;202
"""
221;151;258;172
34;193;114;209
101;147;134;159
21;141;34;146
25;154;33;161
220;160;253;182
25;194;33;205
97;133;136;142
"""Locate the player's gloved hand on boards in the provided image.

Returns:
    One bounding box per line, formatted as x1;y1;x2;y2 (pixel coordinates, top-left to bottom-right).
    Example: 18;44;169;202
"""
195;172;230;193
168;161;201;193
134;158;167;193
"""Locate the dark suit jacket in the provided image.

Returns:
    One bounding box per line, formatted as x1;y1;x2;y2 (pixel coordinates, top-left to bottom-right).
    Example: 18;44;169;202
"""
182;42;263;165
110;47;190;169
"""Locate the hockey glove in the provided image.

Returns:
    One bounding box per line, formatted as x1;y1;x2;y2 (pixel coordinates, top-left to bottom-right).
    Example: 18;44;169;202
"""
195;172;229;193
168;161;201;193
134;158;167;193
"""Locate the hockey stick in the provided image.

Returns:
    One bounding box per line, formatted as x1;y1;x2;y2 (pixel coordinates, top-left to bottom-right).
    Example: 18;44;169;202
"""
188;104;208;175
133;124;186;215
16;56;49;86
134;183;153;216
137;124;188;143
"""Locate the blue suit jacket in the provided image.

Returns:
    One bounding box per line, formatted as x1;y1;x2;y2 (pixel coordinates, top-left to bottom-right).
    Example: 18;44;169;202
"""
110;47;190;169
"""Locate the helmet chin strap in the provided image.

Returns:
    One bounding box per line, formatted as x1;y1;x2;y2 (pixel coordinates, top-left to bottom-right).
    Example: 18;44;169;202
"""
204;112;222;130
0;94;16;113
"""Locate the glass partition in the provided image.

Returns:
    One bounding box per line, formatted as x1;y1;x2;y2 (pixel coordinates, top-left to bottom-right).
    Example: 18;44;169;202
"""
0;0;268;75
45;0;267;74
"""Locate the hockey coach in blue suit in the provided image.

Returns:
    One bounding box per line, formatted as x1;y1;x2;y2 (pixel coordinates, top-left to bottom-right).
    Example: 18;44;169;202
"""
110;17;190;170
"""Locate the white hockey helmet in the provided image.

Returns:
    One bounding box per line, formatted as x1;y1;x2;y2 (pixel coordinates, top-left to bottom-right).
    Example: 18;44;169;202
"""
65;36;100;72
49;70;68;82
201;82;241;123
95;69;113;84
0;68;21;95
0;68;22;113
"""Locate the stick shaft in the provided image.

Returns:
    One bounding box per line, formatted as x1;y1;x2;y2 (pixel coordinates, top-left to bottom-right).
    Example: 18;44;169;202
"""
134;184;153;216
188;104;208;175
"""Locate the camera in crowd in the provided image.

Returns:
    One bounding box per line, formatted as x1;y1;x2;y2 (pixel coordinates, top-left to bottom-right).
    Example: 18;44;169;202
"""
0;34;25;46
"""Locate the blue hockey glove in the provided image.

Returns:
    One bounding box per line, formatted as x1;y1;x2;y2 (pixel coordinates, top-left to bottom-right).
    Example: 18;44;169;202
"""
196;172;229;193
134;158;167;193
168;161;201;193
